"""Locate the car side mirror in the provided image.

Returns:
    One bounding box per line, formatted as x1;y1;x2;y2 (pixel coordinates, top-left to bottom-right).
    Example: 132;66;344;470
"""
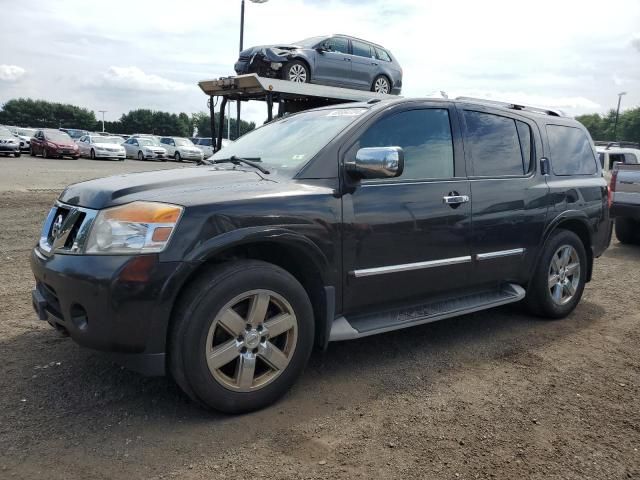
346;146;404;179
315;44;328;53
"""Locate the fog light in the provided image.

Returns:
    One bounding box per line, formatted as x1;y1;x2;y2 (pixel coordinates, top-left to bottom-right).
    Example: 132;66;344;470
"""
70;303;88;330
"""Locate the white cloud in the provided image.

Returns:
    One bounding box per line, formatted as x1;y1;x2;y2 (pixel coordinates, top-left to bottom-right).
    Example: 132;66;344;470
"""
632;34;640;52
0;65;26;82
97;66;189;93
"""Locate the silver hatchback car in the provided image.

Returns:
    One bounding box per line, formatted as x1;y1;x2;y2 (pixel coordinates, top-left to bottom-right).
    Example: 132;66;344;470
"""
235;34;403;95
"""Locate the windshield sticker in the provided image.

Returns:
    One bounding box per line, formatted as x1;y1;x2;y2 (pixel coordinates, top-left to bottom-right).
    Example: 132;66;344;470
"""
326;109;364;117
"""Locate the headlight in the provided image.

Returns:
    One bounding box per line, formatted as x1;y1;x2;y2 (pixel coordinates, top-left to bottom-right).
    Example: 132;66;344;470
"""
85;201;183;254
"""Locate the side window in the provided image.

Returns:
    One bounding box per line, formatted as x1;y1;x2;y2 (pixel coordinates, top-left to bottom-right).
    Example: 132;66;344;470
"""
546;125;597;176
374;47;392;62
463;110;525;176
624;153;639;164
351;40;372;58
161;138;169;144
357;108;455;181
609;154;625;170
133;139;139;146
325;37;349;54
516;120;533;173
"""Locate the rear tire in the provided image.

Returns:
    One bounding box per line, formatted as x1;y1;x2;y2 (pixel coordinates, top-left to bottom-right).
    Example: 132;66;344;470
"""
282;60;310;83
169;260;314;414
615;218;640;245
371;75;391;94
90;149;96;160
525;229;587;319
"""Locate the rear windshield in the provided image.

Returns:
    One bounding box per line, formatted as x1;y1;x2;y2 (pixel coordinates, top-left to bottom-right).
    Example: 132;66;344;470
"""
547;125;597;176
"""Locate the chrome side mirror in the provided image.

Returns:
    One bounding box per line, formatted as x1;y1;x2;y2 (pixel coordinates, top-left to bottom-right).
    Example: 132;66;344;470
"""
346;146;404;179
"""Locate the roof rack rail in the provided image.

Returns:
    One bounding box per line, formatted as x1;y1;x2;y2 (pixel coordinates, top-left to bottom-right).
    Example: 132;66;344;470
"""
603;141;640;150
455;96;564;117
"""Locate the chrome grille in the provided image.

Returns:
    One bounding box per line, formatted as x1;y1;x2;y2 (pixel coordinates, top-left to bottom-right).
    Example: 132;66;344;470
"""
39;202;98;255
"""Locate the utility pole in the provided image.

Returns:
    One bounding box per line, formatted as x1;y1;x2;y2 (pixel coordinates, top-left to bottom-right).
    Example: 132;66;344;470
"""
98;110;107;133
613;92;627;141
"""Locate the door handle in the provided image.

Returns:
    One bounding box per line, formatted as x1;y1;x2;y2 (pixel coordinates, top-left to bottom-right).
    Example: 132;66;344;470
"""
443;195;470;205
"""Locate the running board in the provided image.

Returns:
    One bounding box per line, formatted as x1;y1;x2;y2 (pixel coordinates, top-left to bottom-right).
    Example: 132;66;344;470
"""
329;283;526;341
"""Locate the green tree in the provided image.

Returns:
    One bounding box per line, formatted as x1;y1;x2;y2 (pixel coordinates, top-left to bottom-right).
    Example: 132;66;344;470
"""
192;111;255;140
0;98;97;130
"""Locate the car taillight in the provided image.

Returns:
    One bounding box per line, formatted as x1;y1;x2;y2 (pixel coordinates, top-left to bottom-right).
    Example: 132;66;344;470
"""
608;168;618;209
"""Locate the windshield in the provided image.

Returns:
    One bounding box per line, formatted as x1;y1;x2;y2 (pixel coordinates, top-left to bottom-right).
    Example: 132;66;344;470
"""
0;128;14;139
63;129;85;139
295;36;326;48
45;130;72;142
175;138;194;147
138;138;156;146
16;128;36;137
210;107;366;174
93;136;122;144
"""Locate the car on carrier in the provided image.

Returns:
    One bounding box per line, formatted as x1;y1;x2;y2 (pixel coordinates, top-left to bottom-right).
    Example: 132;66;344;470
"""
235;34;403;94
30;97;610;413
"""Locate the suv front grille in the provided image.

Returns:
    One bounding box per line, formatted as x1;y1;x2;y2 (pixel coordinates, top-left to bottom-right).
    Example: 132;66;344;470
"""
39;202;98;256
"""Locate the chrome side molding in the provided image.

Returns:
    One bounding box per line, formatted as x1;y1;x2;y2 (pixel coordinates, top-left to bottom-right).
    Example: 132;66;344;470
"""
476;248;525;261
352;256;472;278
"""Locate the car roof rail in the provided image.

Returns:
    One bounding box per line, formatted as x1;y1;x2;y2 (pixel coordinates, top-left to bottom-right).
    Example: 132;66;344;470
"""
455;96;564;117
603;141;640;150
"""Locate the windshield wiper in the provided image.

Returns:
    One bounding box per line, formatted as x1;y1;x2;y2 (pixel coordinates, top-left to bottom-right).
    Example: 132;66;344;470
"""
204;155;270;174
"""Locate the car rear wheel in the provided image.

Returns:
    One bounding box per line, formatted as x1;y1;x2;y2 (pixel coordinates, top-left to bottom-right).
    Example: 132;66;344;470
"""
175;152;182;162
525;229;586;319
169;260;314;413
137;151;144;161
283;60;309;83
14;152;21;158
372;75;391;94
615;218;640;245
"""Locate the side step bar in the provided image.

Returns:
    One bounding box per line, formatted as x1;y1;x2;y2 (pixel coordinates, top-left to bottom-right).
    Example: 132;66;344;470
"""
329;283;525;342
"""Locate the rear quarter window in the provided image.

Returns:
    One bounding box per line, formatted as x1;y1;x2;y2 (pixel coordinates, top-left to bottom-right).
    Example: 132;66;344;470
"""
546;125;597;176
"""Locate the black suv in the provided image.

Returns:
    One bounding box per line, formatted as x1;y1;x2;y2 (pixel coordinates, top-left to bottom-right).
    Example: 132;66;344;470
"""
30;98;611;413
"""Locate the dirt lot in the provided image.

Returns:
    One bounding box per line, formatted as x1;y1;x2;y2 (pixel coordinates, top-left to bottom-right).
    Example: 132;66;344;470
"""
1;157;639;479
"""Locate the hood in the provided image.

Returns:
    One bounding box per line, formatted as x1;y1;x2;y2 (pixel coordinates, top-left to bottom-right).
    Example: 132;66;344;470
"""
58;166;295;209
240;44;300;57
50;140;76;148
94;142;124;149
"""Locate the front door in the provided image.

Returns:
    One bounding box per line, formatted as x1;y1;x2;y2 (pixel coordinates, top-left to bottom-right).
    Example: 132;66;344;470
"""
313;37;353;86
342;103;473;314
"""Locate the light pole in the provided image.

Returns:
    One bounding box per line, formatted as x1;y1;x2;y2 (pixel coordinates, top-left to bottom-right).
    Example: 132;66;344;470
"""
237;0;269;139
613;92;627;141
98;110;107;133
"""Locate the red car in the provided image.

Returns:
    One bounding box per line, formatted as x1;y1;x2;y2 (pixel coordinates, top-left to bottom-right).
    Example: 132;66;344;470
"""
30;129;80;159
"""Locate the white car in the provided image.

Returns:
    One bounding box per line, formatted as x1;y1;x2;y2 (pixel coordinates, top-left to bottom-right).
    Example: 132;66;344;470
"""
77;135;126;160
193;137;230;158
123;137;167;161
9;127;36;152
596;143;640;181
160;137;204;162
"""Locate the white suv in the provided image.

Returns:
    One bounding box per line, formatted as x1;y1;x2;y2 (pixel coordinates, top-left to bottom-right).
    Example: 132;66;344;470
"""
596;143;640;181
160;137;204;162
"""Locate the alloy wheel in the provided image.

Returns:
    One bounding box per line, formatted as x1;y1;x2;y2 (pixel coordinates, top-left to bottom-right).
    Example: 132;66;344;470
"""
374;77;390;94
548;245;581;305
205;289;298;392
288;64;307;83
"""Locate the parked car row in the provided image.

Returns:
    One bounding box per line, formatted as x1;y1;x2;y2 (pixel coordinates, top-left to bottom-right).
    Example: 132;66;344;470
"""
0;125;227;162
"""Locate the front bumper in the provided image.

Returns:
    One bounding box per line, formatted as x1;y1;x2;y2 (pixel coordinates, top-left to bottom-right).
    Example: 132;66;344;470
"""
0;144;20;153
94;150;126;159
179;152;204;161
30;247;186;375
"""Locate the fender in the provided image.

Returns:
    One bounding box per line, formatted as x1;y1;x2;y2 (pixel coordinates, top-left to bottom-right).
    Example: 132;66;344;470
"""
533;209;595;282
183;226;331;284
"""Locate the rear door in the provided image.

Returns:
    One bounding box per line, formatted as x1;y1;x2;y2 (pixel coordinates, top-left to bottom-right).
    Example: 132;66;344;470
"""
457;105;548;285
342;102;473;313
349;40;376;89
313;37;353;86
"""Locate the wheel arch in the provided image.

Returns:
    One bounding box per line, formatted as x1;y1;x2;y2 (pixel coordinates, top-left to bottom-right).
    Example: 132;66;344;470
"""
289;56;312;78
538;212;594;282
168;228;334;351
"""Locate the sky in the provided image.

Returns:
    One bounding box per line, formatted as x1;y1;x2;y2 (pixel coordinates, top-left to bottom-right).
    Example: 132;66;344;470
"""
1;0;639;126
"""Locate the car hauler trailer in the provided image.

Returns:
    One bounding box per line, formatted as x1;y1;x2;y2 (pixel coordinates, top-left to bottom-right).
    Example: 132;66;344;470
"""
198;73;397;153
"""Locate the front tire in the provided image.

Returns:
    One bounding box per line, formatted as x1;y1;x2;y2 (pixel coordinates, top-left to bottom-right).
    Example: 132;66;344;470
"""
90;149;96;160
14;152;21;158
137;150;144;161
282;60;310;83
525;230;587;319
169;260;314;414
615;218;640;245
174;151;182;162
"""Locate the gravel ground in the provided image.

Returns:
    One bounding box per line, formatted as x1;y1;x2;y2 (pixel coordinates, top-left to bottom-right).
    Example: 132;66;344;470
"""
0;157;639;479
